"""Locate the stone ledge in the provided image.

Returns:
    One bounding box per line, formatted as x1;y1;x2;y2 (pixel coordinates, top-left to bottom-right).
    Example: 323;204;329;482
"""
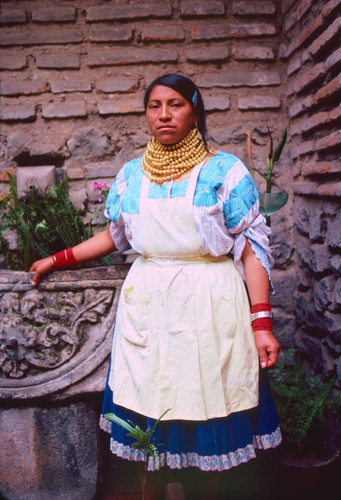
0;266;130;401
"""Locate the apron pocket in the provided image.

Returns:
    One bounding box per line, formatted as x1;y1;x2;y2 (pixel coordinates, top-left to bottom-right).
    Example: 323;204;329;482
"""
122;286;151;348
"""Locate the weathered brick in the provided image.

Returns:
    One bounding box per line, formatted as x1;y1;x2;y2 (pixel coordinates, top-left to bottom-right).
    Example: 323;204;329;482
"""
290;140;315;159
302;160;341;176
42;101;87;119
0;168;15;181
284;8;297;32
232;45;274;60
287;14;324;56
203;96;230;111
292;62;326;93
85;162;121;179
329;104;341;121
0;54;27;70
293;181;319;195
88;48;177;66
318;182;341;197
297;0;314;20
289;94;315;118
287;54;302;76
308;17;341;58
31;7;76;23
279;43;288;59
96;78;139;94
140;26;185;42
0;9;27;24
282;0;297;14
51;80;92;93
315;130;341;152
232;1;276;16
288;100;303;118
180;1;225;17
0;81;47;96
284;11;297;33
314;73;341;104
322;0;341;19
300;110;329;133
86;4;172;22
197;71;280;88
98;97;144;115
238;96;281;110
0;28;82;46
326;47;341;71
185;45;229;63
36;53;80;69
192;23;276;40
66;167;85;180
89;27;132;43
0;104;36;121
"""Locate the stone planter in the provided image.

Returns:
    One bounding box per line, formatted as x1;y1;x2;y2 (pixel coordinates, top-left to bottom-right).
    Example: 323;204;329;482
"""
0;265;130;500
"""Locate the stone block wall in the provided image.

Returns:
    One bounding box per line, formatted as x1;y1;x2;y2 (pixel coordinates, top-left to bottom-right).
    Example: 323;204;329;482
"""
282;0;341;384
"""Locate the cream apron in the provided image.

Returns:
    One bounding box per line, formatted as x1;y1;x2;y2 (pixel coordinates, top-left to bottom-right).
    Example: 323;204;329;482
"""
109;162;259;421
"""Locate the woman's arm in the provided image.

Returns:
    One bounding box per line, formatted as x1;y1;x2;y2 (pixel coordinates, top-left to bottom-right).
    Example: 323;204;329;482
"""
30;225;117;287
242;238;281;368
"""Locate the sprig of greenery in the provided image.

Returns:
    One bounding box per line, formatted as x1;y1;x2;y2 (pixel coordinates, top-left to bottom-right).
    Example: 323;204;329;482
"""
104;409;170;500
243;126;288;226
104;409;170;459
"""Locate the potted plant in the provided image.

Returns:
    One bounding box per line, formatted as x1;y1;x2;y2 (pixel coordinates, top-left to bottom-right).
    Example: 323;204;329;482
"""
266;349;341;498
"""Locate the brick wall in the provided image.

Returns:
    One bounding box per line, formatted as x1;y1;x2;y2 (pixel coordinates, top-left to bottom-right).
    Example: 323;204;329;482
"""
2;0;339;370
0;0;287;202
282;0;341;385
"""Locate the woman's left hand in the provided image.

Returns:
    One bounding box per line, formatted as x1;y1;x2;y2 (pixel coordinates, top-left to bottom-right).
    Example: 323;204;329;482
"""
254;330;281;369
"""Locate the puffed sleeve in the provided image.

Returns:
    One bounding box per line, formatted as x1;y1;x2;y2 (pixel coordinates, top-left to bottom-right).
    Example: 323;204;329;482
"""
104;167;131;252
218;157;274;290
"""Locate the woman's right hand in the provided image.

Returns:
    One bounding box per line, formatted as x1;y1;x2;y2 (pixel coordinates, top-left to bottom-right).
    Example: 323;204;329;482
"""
29;256;55;287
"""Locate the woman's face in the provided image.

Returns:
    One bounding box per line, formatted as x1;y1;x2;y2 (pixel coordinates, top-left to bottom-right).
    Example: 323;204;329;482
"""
146;85;199;145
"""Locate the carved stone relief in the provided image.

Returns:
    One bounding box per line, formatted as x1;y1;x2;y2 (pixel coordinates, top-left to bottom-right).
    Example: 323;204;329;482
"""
0;265;130;400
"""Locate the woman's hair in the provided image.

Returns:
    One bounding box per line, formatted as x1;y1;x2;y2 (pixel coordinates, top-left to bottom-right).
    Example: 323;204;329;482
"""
144;73;209;150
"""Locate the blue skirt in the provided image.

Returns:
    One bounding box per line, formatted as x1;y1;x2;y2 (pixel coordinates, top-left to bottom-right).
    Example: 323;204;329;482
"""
100;364;281;472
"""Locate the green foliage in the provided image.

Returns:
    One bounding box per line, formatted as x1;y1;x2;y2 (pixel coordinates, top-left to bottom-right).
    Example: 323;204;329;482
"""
243;125;288;226
269;349;340;450
104;409;170;459
0;174;93;271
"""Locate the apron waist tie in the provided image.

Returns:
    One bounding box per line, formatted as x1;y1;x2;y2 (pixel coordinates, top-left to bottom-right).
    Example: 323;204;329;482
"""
141;254;230;266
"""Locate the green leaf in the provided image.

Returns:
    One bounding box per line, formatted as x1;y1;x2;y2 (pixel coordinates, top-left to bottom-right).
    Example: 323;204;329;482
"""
259;191;288;217
272;125;288;165
103;413;136;433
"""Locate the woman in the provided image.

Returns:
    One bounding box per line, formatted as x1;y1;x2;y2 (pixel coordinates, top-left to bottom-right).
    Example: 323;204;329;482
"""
30;74;281;497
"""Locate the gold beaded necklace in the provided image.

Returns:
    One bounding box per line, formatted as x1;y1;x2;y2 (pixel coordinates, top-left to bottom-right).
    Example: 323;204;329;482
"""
141;127;210;184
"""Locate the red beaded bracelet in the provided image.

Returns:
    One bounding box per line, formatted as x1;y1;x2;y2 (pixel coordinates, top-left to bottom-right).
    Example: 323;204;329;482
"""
250;302;273;332
52;247;78;268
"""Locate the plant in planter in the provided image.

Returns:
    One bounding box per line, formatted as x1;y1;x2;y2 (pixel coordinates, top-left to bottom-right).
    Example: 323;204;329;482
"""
244;126;289;226
0;174;113;271
104;409;170;500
